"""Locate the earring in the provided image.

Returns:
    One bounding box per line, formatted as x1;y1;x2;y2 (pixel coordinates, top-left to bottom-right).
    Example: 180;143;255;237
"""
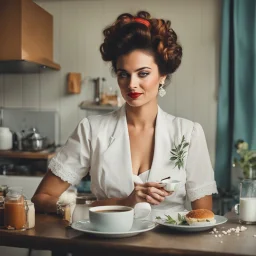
158;84;166;97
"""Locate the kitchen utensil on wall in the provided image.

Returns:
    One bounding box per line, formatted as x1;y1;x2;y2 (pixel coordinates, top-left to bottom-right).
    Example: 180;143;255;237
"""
21;128;48;152
67;72;82;94
0;127;13;150
93;77;100;105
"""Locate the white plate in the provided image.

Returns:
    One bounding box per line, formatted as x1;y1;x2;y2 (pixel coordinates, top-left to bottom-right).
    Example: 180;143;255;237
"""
155;212;228;232
71;219;156;238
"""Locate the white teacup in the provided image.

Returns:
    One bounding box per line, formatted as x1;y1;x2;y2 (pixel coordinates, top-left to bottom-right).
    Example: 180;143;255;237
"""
161;180;180;192
89;203;151;232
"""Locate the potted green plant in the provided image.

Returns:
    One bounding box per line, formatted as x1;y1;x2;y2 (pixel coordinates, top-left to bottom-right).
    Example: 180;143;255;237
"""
233;140;256;179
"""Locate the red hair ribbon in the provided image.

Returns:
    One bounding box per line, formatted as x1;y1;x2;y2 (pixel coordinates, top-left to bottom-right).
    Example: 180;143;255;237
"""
134;17;150;27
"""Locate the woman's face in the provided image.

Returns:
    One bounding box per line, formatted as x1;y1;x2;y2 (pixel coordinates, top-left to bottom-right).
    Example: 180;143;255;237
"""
116;50;166;107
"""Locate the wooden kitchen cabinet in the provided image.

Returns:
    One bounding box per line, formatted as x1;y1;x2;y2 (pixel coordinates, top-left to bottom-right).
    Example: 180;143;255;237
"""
0;0;60;72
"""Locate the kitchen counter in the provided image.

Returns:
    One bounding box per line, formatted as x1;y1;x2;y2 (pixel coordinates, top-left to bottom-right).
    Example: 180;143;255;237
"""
0;212;256;256
0;150;56;160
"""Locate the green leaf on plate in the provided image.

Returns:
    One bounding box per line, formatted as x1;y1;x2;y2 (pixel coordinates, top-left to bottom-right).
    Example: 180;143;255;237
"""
164;215;177;225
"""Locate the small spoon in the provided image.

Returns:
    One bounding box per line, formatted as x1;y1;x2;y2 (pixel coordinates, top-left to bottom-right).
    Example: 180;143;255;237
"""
161;176;171;181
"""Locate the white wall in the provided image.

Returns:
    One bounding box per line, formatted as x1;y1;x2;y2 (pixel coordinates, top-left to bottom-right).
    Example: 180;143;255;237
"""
0;0;221;165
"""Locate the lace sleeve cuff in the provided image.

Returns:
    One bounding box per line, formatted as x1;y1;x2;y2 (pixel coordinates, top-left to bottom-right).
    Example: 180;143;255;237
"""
186;181;218;202
48;158;82;186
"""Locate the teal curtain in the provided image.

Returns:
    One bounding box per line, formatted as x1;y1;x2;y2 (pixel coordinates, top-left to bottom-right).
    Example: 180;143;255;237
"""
215;0;256;189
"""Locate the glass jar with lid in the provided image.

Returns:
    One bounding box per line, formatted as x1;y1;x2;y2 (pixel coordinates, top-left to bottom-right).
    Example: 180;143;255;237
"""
0;185;8;197
72;194;96;223
4;186;28;230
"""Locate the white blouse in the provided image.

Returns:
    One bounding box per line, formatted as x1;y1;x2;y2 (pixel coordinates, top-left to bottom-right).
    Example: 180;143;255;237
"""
49;104;218;213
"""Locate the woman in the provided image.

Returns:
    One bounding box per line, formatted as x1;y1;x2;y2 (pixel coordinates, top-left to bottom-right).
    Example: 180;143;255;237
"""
32;11;217;216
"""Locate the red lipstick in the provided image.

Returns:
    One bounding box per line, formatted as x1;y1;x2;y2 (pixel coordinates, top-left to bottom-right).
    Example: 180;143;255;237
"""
128;92;143;99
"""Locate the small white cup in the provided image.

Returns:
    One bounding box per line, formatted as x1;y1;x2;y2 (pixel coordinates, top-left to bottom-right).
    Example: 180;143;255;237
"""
89;203;151;232
161;180;180;192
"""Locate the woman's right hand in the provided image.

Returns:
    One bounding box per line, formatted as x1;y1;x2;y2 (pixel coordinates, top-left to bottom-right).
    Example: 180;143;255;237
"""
123;182;172;207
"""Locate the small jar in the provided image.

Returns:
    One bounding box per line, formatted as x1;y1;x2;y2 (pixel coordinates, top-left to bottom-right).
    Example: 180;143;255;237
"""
72;195;96;223
25;200;35;229
0;127;13;150
62;203;76;224
0;185;8;197
4;186;27;230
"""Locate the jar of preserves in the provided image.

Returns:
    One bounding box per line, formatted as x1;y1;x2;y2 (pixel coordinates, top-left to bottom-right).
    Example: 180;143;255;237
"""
4;186;27;230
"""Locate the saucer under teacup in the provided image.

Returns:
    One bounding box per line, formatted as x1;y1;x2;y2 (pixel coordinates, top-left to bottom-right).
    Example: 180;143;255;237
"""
71;219;156;238
89;204;152;233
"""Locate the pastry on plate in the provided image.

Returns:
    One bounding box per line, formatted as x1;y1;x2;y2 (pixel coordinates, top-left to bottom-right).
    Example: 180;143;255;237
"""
185;209;216;226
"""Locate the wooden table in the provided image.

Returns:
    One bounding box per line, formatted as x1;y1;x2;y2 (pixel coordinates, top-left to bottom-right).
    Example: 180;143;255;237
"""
0;212;256;256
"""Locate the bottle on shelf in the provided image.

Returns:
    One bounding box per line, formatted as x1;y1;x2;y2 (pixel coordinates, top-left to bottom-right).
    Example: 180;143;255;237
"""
93;77;100;105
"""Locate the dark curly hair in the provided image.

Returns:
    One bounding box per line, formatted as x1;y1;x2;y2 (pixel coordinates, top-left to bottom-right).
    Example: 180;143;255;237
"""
100;11;182;77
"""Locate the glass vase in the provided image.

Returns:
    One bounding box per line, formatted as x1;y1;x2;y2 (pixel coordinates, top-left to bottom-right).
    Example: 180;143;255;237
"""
243;165;256;180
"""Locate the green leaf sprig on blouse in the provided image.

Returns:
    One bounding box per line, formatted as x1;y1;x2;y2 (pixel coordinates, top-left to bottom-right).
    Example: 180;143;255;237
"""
170;135;189;169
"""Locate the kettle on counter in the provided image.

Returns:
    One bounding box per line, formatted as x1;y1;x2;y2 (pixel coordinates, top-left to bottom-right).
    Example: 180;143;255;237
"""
21;128;48;152
13;128;48;152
